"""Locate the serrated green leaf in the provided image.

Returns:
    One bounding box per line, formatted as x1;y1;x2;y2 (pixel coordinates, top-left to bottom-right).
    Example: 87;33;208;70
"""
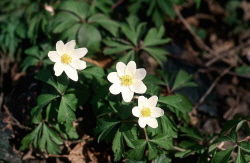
78;24;101;53
159;94;193;113
65;121;78;139
95;118;120;142
88;14;119;36
211;147;235;163
236;148;247;163
180;127;203;141
239;141;250;153
212;131;237;145
148;142;158;160
143;75;165;85
58;0;89;20
144;26;170;46
172;70;198;91
154;153;171;163
125;140;147;161
20;123;42;150
143;47;168;67
150;134;173;150
112;129;123;161
58;97;76;122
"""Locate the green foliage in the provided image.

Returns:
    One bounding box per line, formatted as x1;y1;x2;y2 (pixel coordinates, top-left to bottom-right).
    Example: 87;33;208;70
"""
20;123;63;154
104;15;170;66
21;44;52;71
52;0;118;55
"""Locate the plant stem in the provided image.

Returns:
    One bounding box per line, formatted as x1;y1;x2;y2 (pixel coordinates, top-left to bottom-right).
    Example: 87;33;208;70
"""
143;127;149;142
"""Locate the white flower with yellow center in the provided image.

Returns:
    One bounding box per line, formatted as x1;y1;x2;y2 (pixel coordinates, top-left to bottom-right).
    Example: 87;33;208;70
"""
107;61;147;102
48;40;88;81
132;96;164;128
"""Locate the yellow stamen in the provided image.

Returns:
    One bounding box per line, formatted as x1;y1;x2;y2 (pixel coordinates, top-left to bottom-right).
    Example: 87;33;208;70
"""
121;75;133;86
140;107;151;117
61;54;72;64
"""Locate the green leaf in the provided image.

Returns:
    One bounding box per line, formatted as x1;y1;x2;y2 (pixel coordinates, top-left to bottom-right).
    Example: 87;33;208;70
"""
150;134;173;150
239;141;250;153
35;68;58;91
236;148;247;163
212;131;238;145
143;47;168;67
57;97;76;122
143;75;165;85
147;114;177;138
154;153;171;163
20;123;42;150
95;118;120;142
58;0;89;20
148;142;158;160
31;94;59;123
112;129;123;161
56;74;69;94
211;147;235;163
78;24;101;53
144;26;171;47
180;127;203;141
125;140;147;161
159;94;193;113
62;92;77;111
65;121;78;139
221;119;242;135
172;70;198;91
88;14;119;36
121;15;146;46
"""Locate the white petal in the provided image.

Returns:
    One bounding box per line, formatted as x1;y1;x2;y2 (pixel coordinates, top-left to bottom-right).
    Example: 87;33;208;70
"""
48;51;60;62
64;66;78;81
138;118;147;128
132;107;140;117
125;61;136;76
147;117;158;128
138;96;148;108
134;68;146;80
148;96;158;108
65;40;76;53
109;83;121;95
107;72;120;83
116;62;126;77
72;48;88;59
56;40;65;55
151;107;164;118
130;80;147;94
70;59;86;70
54;62;64;76
121;87;134;102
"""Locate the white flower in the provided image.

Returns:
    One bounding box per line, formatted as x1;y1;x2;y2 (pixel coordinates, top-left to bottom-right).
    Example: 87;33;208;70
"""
132;96;164;128
48;40;88;81
107;61;147;102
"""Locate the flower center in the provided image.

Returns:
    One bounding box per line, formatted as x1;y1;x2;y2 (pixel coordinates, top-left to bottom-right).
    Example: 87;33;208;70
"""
61;54;72;64
121;75;133;86
140;107;151;117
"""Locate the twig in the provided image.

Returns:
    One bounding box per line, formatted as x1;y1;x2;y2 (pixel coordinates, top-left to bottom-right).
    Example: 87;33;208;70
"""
195;65;233;109
173;146;186;152
82;57;102;67
3;105;31;130
174;5;215;55
112;0;125;9
48;154;70;158
205;41;250;67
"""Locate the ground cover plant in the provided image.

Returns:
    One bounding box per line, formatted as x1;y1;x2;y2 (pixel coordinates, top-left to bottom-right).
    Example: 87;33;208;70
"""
1;0;250;162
